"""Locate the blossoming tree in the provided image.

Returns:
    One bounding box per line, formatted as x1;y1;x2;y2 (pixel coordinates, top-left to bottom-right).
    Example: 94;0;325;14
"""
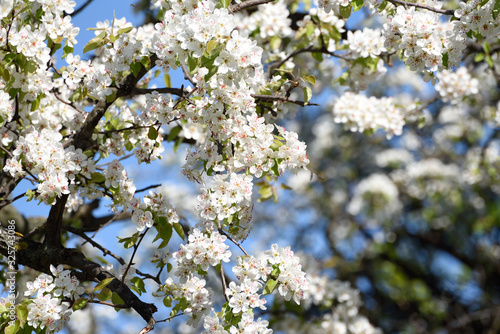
0;0;499;333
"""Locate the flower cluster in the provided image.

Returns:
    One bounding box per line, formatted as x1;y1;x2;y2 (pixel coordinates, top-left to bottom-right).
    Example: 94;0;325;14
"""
264;244;309;304
163;276;212;327
24;265;84;333
332;92;406;138
236;0;293;43
455;0;500;43
383;4;466;75
346;28;387;59
226;278;267;313
173;227;231;281
3;129;96;204
435;68;479;104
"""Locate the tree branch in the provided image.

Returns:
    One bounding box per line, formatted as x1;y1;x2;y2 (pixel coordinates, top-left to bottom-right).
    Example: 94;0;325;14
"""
252;94;319;107
69;0;94;17
229;0;276;13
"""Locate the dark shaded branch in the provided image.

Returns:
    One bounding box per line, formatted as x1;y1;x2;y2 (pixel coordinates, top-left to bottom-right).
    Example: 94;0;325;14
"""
69;0;94;17
0;238;158;325
252;94;319;107
131;87;185;96
44;194;69;249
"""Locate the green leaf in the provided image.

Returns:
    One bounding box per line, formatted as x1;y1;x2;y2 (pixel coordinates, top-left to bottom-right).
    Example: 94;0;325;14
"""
164;73;171;88
269;36;281;50
352;0;364;11
4;53;16;65
474;52;485;62
173;222;185;240
25;60;37;74
483;42;491;54
16;305;28;322
131;277;146;295
205;40;219;57
163;296;172;308
493;0;500;19
187;54;199;72
5;320;19;334
90;172;106;184
339;4;352;18
117;26;134;35
72;298;88;311
130;62;142;78
221;0;231;8
94;277;115;292
486;55;494;68
303;87;312;103
271;158;280;176
155;216;173;248
263;278;278;295
111;292;124;307
25;189;35;202
83;31;107;54
312;52;323;61
106;89;117;103
63;45;74;59
258;184;273;202
97;287;112;301
148;126;158;140
1;67;10;83
303;75;316;85
377;0;388;11
168;125;182;141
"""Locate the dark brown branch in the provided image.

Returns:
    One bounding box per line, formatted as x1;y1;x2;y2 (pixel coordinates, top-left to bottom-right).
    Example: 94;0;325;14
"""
229;0;275;13
0;238;157;325
44;194;69;249
43;54;157;261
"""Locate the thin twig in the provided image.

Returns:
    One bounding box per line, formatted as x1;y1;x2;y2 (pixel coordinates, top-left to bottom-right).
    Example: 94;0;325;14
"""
155;312;184;323
136;269;162;285
218;229;249;256
386;0;454;14
64;225;126;265
181;63;196;87
87;300;130;309
122;228;150;285
136;184;162;193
